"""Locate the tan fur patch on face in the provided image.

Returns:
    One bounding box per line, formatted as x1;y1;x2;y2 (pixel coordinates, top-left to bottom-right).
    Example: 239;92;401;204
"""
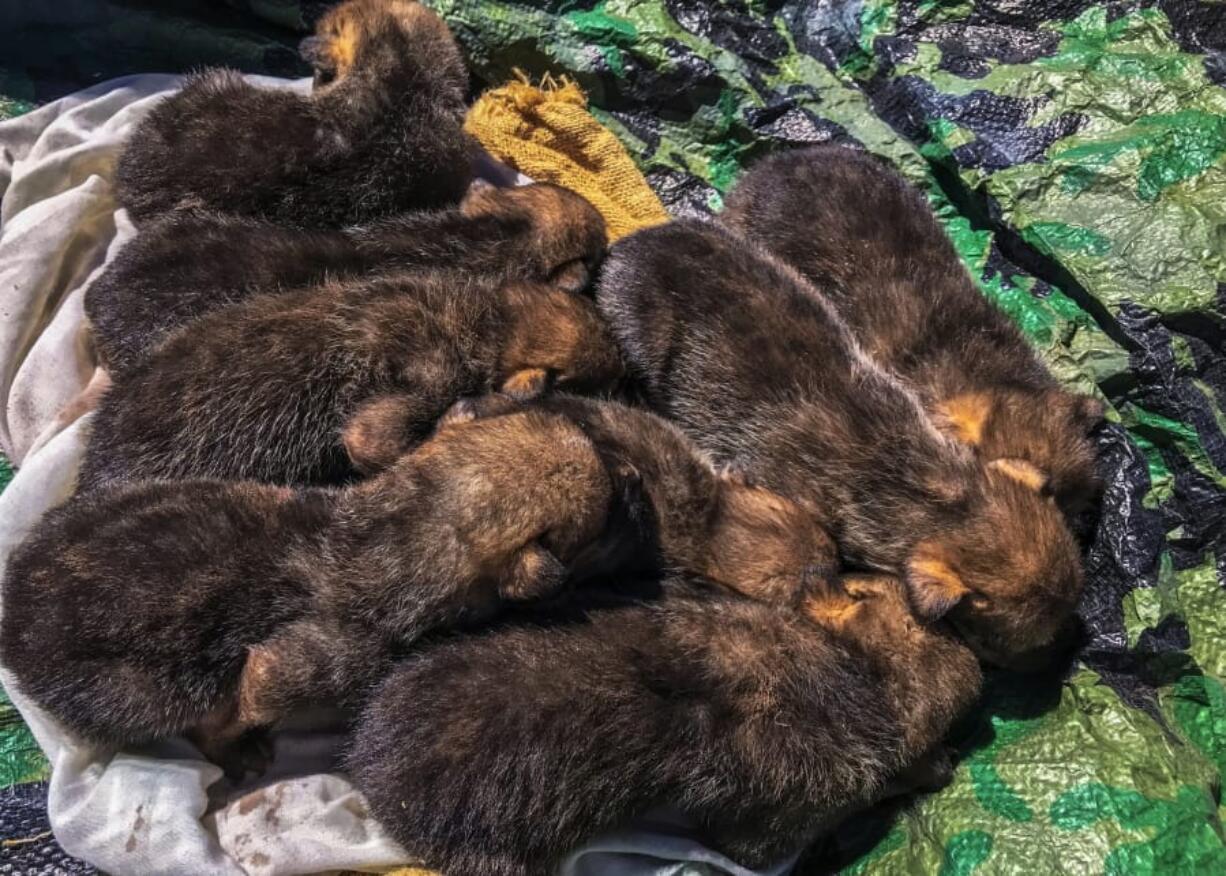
237;644;280;727
906;543;969;620
503;292;585;374
937;392;993;446
500;367;550;399
909;558;965;596
988;457;1049;493
802;595;861;628
326;17;360;73
840;574;897;601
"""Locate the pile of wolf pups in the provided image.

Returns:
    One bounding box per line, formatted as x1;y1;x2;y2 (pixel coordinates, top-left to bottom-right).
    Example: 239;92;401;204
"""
0;1;1105;873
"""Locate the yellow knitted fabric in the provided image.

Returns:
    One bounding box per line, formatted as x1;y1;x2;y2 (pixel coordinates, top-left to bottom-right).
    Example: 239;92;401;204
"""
465;72;670;241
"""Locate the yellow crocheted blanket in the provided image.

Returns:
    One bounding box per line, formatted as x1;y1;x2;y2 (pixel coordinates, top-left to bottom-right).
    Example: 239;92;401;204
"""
464;72;670;241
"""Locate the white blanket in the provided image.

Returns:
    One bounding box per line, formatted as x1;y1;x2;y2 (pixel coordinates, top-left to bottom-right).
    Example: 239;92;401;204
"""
0;75;797;876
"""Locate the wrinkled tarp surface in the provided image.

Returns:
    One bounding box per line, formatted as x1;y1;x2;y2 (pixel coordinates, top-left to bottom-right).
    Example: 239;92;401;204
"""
2;1;1225;874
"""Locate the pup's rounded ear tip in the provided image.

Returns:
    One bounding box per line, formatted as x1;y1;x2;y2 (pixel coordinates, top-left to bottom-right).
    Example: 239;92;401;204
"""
1082;396;1108;422
612;463;642;486
299;35;325;58
986;457;1050;494
1062;391;1106;426
903;552;968;621
716;465;753;487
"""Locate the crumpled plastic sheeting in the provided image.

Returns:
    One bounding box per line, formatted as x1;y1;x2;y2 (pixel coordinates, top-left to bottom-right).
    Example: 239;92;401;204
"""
424;1;1226;872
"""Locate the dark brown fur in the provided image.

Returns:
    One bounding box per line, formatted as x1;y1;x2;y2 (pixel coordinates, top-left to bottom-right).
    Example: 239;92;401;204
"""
359;390;839;602
722;146;1104;517
86;183;607;378
346;574;980;875
598;219;1083;667
0;411;611;757
77;273;623;491
116;0;474;226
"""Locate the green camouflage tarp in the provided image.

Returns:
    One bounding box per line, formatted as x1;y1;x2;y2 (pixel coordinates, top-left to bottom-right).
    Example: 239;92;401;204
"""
2;1;1225;873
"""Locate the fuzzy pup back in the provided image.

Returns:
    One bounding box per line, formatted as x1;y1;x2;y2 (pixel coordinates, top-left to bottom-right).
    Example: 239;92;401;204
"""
722;146;1104;518
86;183;607;378
427;391;838;603
1;410;611;757
116;0;474;226
348;576;980;875
598;219;1083;668
0;480;329;747
78;271;622;491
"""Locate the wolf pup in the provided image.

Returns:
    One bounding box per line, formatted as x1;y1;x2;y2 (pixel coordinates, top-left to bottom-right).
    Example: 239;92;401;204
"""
87;183;607;378
722;146;1104;517
116;0;474;226
1;411;610;770
77;273;623;491
347;573;980;875
349;390;839;603
599;220;1083;669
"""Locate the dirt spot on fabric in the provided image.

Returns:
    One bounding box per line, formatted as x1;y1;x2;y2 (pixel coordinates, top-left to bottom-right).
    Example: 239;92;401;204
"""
263;783;288;828
126;804;146;852
237;789;267;816
342;795;369;820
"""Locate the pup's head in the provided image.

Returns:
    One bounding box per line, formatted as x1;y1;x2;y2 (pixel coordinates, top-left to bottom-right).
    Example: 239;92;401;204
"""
301;0;464;91
419;410;611;556
803;573;924;642
461;182;608;292
704;474;838;605
500;283;625;397
371;409;613;603
803;573;984;757
936;387;1105;519
903;467;1083;670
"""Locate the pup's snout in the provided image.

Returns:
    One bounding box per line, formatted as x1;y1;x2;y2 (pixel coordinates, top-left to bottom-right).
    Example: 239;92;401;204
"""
299;36;327;64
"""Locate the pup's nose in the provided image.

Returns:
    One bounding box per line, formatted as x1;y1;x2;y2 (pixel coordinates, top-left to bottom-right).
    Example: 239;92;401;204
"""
996;617;1081;673
299;36;327;64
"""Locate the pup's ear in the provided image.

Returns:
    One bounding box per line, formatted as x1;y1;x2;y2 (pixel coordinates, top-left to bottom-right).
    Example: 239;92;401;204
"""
1067;394;1107;433
547;259;592;294
299;36;328;66
500;367;552;400
437;393;523;430
935;392;993;446
341;394;415;475
987;457;1050;493
905;543;970;621
459;178;499;217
